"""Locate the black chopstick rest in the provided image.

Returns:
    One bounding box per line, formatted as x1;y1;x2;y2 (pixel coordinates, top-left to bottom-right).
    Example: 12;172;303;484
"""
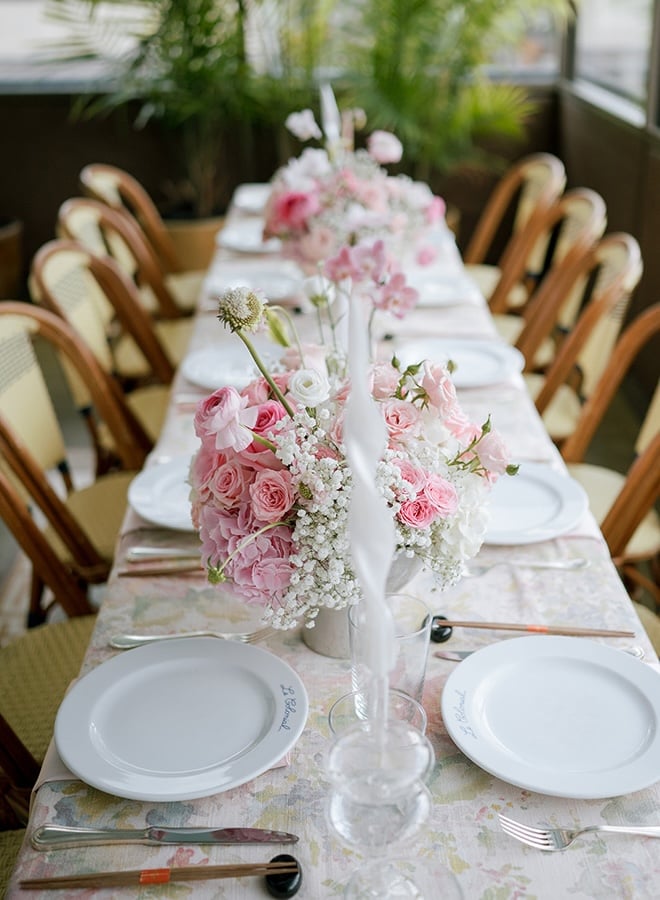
265;854;302;897
431;615;453;643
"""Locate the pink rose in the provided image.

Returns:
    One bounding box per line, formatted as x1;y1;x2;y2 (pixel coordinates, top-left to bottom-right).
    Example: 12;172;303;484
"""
282;342;328;375
423;473;458;517
420;363;457;412
190;444;227;495
369;361;400;399
194;387;258;453
252;400;288;438
296;226;336;266
267;190;321;233
426;195;446;224
381;398;422;443
249;469;296;523
477;430;511;479
415;245;438;266
209;460;252;508
398;495;438;529
240;374;292;407
367;130;403;164
392;458;426;496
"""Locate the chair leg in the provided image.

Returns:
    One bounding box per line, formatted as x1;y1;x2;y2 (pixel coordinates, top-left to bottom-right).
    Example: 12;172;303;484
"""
27;571;47;628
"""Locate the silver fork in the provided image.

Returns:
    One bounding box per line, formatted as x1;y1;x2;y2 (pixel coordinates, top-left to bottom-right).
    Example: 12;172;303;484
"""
464;558;589;576
110;628;272;649
498;813;660;851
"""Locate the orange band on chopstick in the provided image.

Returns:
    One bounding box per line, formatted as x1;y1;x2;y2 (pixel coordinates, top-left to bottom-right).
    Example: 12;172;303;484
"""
139;869;171;884
527;624;549;633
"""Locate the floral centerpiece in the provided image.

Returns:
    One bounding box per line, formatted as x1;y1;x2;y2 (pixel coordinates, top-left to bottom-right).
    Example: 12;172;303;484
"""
263;106;446;271
189;240;516;631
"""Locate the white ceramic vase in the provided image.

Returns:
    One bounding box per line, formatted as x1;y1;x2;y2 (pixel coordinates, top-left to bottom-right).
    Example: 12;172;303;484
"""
301;554;423;658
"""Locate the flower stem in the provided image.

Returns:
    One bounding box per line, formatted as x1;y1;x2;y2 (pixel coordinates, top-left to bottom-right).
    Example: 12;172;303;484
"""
236;331;295;417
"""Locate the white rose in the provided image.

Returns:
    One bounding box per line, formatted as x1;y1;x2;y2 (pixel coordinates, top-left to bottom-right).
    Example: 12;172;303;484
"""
288;368;331;407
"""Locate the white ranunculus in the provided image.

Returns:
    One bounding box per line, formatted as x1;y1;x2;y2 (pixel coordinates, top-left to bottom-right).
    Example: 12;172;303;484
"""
285;109;322;142
288;368;331;407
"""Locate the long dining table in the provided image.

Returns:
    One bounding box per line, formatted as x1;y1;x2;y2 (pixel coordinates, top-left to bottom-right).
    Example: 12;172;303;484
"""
7;186;660;899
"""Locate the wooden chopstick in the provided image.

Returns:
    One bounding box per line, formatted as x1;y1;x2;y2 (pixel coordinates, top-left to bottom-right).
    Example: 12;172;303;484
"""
20;860;298;890
436;620;635;638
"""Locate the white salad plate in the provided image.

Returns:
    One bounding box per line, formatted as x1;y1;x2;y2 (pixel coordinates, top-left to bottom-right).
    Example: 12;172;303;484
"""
55;638;308;801
217;219;281;254
441;635;660;799
232;182;272;214
181;340;278;392
127;456;194;532
484;462;588;545
204;260;302;304
395;338;524;388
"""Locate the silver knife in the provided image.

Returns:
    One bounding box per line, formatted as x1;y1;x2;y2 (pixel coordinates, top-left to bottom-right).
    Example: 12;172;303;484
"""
31;824;298;850
435;650;472;661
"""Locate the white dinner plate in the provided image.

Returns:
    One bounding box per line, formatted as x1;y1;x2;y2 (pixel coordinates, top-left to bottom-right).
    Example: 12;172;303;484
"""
232;183;272;214
441;635;660;798
217;219;281;254
55;638;308;801
127;456;194;532
395;339;524;388
204;260;302;305
181;340;279;392
407;272;482;307
484;462;588;545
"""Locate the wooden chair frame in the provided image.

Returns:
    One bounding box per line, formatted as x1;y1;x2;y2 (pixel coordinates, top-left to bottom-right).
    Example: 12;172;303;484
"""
515;233;642;371
58;197;184;319
80;162;183;274
0;303;152;623
488;188;607;315
31;239;177;388
463;153;566;266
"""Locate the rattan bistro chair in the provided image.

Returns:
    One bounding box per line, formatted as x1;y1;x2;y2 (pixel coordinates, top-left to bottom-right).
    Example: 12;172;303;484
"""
79;163;209;299
0;303;150;625
0;610;95;831
58;196;198;318
558;304;660;596
526;238;643;444
486;187;607;318
30;240;175;463
503;233;642;373
463;152;566;305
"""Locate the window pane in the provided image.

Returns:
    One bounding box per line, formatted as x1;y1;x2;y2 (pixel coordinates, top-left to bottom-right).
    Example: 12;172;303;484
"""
574;0;654;105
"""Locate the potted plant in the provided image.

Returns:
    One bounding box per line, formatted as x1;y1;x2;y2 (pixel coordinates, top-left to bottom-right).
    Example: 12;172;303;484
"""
46;0;267;220
45;0;573;223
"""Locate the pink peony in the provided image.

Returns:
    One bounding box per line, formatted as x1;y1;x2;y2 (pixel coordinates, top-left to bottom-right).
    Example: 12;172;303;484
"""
249;469;296;523
229;526;294;604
